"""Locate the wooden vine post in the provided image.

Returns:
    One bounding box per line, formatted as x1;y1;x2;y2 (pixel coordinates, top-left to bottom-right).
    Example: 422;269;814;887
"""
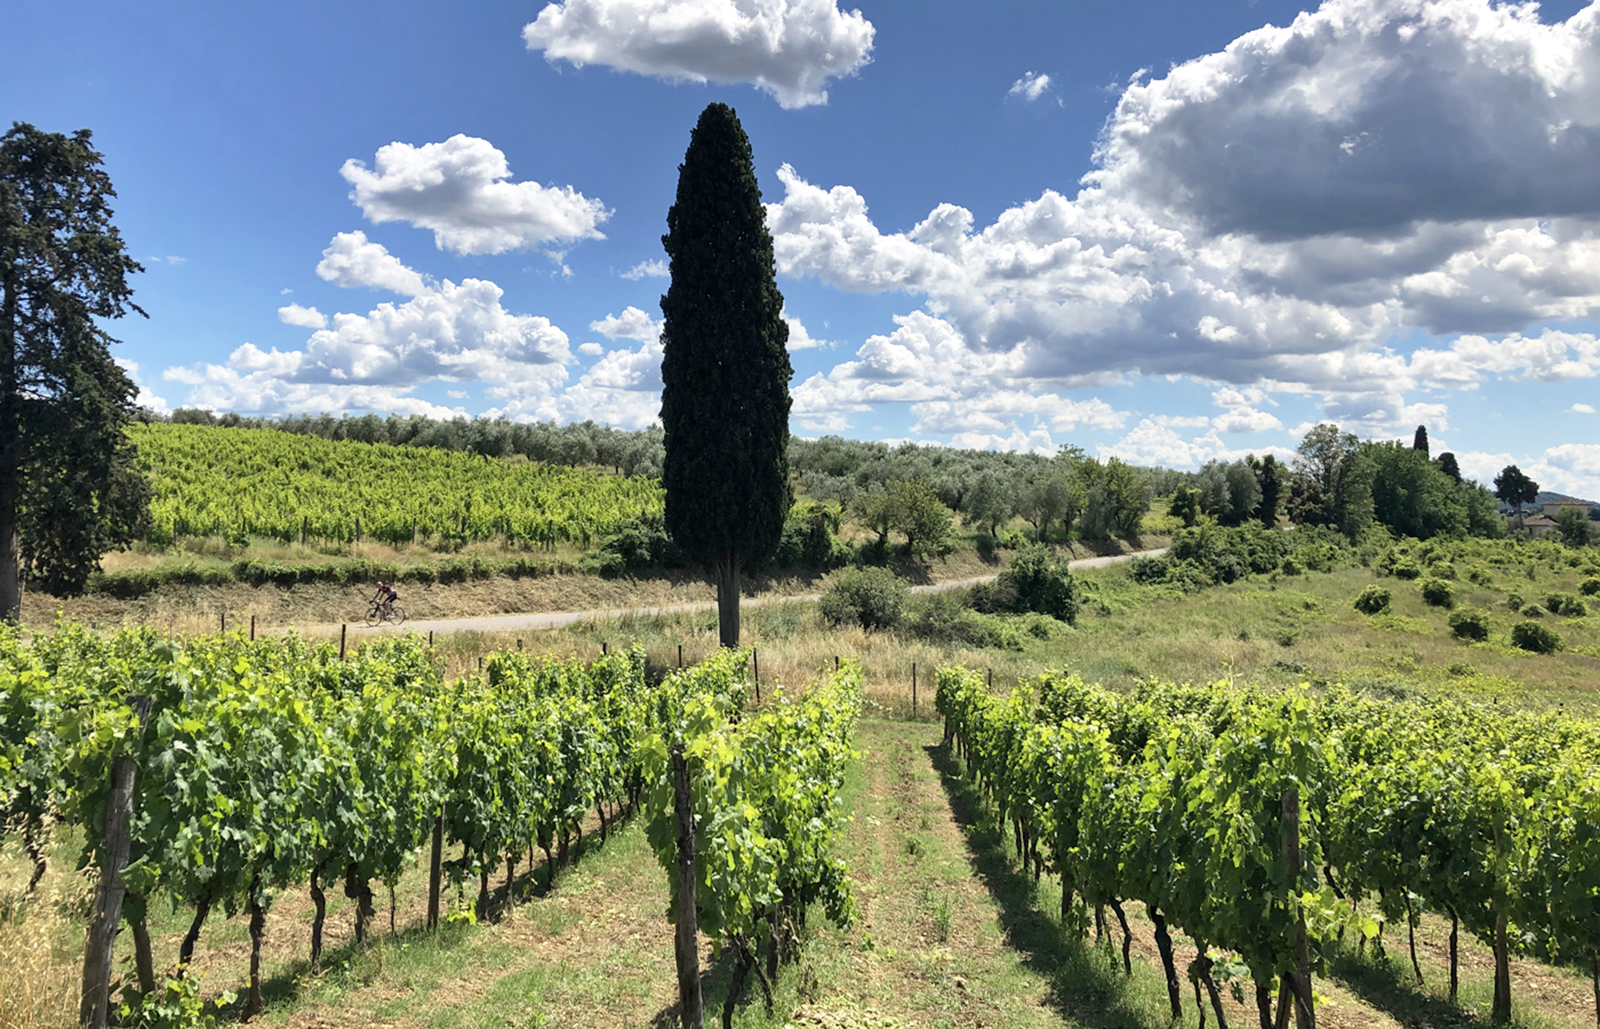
81;696;152;1029
671;746;704;1029
1281;785;1315;1028
1493;820;1512;1022
427;803;445;930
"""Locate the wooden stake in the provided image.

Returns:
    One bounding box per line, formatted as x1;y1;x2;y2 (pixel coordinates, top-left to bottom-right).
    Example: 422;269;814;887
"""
427;805;444;930
671;747;704;1029
602;641;609;656
339;624;347;660
753;649;760;703
912;663;918;719
250;615;256;641
678;644;683;668
80;696;151;1029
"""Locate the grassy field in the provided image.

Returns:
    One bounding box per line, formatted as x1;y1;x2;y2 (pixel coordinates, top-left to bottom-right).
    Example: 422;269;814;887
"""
393;548;1600;715
9;716;1596;1029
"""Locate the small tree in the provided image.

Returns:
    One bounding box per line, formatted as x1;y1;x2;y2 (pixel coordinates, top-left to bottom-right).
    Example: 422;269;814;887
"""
1250;453;1283;525
659;104;793;647
1412;425;1430;457
1492;465;1539;519
1555;506;1593;548
1017;474;1073;541
2;123;150;620
963;470;1015;538
1169;487;1201;528
891;479;952;556
1435;452;1462;484
1290;423;1374;538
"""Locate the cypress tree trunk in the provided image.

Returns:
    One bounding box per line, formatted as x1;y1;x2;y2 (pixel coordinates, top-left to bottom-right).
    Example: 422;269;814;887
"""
714;554;741;650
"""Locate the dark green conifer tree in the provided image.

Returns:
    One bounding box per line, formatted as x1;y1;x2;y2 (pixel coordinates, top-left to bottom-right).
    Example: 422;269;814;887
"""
659;104;793;647
1;123;149;621
1412;424;1430;457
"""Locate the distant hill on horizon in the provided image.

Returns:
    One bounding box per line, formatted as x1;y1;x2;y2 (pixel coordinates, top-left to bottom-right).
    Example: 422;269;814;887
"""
1497;490;1599;515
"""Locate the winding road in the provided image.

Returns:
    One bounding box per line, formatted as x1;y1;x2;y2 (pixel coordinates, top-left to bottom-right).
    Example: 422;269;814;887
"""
322;547;1167;637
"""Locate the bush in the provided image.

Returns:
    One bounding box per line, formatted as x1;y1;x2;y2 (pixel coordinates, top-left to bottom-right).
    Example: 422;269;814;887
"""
1280;557;1303;576
901;594;1023;650
1581;577;1600;597
1467;566;1493;586
997;544;1081;623
819;567;908;631
1506;592;1524;611
771;500;850;570
1419;578;1455;609
1448;608;1491;641
1547;592;1589;617
587;515;686;574
1511;620;1563;653
1354;585;1391;615
1522;604;1547;618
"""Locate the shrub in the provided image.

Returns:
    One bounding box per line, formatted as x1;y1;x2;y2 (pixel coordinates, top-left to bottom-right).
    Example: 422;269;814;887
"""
1280;557;1303;576
901;594;1021;650
1354;585;1391;615
1506;592;1524;611
1581;577;1600;597
819;567;908;631
997;544;1080;623
1467;566;1494;586
1547;593;1588;617
1419;578;1455;609
771;500;849;570
1522;604;1547;618
1510;620;1563;653
1448;608;1490;641
1392;559;1422;580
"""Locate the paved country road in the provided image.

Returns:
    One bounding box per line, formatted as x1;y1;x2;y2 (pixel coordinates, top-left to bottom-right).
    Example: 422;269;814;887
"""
316;548;1167;638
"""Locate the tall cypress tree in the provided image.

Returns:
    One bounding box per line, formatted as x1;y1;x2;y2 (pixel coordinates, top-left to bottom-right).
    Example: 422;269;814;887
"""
1412;424;1429;457
1;124;149;622
659;104;792;648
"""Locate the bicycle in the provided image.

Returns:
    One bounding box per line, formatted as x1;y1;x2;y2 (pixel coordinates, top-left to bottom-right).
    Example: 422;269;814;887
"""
365;600;407;627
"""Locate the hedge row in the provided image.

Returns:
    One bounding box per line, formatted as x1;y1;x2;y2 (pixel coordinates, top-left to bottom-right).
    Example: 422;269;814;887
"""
85;554;579;598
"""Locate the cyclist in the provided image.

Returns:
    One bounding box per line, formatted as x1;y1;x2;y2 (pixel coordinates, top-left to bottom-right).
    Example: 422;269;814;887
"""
371;580;399;616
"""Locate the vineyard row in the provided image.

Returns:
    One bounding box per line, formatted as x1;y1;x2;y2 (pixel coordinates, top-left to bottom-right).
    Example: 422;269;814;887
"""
0;625;860;1029
937;666;1600;1028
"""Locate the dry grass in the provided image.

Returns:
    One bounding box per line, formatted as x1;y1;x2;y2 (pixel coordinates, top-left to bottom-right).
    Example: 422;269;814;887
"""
0;842;88;1029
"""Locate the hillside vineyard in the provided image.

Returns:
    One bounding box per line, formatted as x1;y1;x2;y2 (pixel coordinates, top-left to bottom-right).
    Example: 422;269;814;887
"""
129;423;663;548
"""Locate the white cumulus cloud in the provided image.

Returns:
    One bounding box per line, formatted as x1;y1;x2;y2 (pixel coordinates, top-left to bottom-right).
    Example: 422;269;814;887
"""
522;0;875;108
341;135;608;255
315;231;430;296
165;236;572;418
277;304;327;330
1575;402;1597;413
1008;71;1053;102
621;259;668;279
764;0;1600;442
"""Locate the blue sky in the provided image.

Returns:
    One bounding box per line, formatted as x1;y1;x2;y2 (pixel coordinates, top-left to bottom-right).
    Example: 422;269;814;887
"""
5;0;1600;496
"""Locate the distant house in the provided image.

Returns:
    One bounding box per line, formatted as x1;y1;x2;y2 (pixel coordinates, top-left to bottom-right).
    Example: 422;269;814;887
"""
1543;498;1594;518
1522;514;1558;537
